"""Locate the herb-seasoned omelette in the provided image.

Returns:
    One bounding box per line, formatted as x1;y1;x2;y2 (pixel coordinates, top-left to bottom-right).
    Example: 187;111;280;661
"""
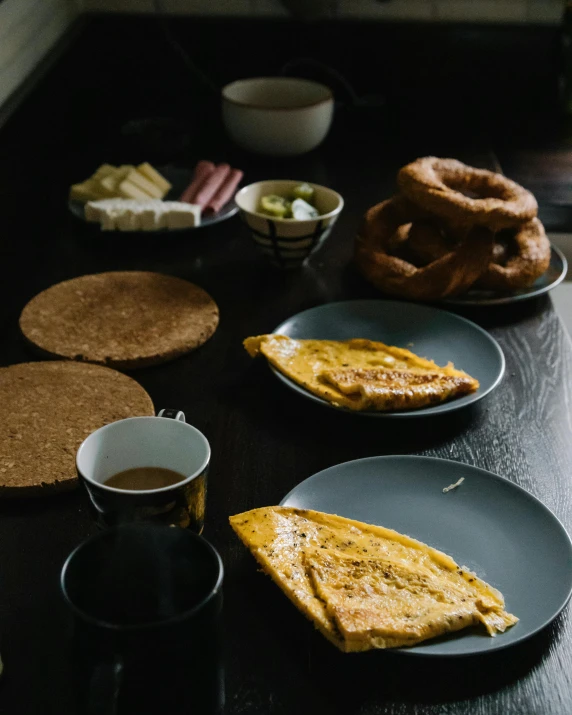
244;335;478;411
230;506;517;652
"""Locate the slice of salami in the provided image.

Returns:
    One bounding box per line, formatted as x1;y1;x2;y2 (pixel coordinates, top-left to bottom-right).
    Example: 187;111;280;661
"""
192;164;231;208
205;169;244;215
180;160;216;203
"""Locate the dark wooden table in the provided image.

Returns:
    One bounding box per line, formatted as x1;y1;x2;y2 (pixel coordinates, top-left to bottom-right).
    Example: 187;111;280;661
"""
1;17;572;715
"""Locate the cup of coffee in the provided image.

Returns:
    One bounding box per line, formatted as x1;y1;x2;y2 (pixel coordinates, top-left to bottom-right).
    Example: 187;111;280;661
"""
61;523;224;715
76;410;209;531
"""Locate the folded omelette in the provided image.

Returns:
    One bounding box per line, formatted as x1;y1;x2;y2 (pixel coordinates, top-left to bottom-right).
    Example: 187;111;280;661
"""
244;335;478;411
230;507;517;652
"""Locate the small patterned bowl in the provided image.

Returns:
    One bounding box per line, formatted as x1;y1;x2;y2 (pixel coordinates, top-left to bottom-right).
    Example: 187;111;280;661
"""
234;180;344;269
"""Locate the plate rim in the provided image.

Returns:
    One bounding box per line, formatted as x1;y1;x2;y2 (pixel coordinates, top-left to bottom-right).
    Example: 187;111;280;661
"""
271;299;506;418
441;244;567;307
280;454;572;657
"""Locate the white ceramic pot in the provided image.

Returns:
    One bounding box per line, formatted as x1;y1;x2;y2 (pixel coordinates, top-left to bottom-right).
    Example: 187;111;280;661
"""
235;179;344;269
222;77;334;157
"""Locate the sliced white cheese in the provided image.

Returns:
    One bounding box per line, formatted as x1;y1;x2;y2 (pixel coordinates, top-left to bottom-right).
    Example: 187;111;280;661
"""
162;201;201;228
117;179;154;200
100;166;134;195
84;201;103;222
71;180;104;203
126;169;165;199
85;199;200;231
115;210;140;231
137;163;172;194
70;165;118;203
86;198;137;222
92;164;116;181
100;211;118;231
71;163;173;204
139;203;165;231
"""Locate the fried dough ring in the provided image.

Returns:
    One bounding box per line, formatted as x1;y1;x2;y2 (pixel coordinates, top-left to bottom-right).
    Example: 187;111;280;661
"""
401;222;509;267
355;196;494;300
476;218;551;291
387;222;412;254
406;220;454;265
392;216;550;292
398;157;538;231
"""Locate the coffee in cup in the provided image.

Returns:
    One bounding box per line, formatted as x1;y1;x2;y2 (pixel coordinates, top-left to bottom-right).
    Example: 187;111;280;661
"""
76;410;210;531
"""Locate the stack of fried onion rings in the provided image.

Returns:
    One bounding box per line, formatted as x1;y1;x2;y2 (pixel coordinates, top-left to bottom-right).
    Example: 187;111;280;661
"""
355;157;550;299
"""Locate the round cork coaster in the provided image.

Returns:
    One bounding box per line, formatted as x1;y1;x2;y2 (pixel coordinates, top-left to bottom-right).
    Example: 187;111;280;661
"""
19;271;219;369
0;361;154;497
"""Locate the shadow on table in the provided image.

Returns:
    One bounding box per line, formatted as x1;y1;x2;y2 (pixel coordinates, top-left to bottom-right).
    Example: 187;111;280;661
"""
306;621;560;709
225;556;564;715
225;359;480;459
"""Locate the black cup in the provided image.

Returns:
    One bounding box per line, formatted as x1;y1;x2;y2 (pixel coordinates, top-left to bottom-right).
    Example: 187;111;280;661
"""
61;524;224;715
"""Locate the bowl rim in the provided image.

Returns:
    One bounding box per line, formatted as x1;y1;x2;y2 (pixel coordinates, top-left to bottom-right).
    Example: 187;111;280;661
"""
221;77;334;111
235;179;344;223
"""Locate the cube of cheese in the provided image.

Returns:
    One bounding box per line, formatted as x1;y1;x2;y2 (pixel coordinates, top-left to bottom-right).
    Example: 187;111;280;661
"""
115;209;141;231
100;212;118;231
84;201;104;222
139;202;165;230
85;198;128;222
162;202;201;229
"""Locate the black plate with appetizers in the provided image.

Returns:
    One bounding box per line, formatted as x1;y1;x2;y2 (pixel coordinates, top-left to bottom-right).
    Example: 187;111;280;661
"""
68;165;239;233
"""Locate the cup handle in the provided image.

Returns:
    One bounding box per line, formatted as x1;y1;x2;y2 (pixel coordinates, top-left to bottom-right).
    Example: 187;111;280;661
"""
157;409;186;422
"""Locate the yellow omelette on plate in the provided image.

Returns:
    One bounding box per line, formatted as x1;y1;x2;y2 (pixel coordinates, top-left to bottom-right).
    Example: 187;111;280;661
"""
230;506;518;652
244;335;478;411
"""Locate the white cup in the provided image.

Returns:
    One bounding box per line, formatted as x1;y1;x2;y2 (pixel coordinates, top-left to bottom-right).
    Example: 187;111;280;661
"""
222;77;334;157
76;411;210;531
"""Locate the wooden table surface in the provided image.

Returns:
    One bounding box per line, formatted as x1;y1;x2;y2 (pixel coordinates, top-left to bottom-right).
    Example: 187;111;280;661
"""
1;19;572;715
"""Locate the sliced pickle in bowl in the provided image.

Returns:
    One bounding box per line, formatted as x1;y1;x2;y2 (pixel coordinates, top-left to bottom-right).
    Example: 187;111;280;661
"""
292;183;315;203
260;195;291;218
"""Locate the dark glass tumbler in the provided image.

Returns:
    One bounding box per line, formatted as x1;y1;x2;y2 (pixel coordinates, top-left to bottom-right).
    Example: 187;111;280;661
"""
61;523;224;715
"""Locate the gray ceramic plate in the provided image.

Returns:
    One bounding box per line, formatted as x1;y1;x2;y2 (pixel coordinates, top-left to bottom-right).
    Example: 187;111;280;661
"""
69;165;238;232
441;245;567;306
272;300;504;417
281;455;572;656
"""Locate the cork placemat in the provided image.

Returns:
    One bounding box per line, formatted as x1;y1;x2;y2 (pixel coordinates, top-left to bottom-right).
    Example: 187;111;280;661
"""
19;271;219;369
0;361;154;497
